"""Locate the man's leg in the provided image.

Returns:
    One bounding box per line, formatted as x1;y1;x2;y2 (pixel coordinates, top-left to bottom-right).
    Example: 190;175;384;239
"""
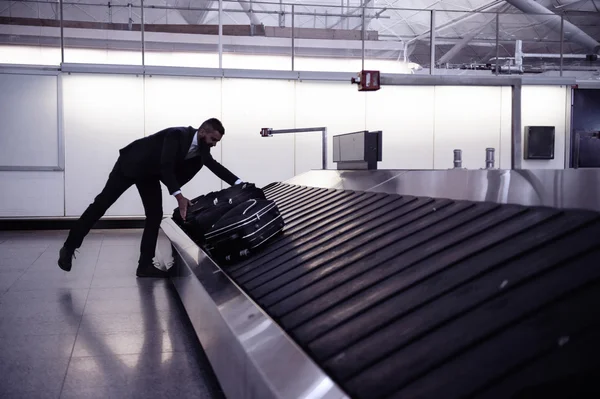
59;159;133;271
135;178;168;278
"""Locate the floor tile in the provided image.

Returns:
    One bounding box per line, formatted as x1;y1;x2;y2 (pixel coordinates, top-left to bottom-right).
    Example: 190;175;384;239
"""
0;246;48;270
0;333;77;361
78;311;181;335
0;317;82;337
0;287;89;306
72;328;198;358
9;276;93;291
0;271;24;292
0;356;71;398
0;228;224;399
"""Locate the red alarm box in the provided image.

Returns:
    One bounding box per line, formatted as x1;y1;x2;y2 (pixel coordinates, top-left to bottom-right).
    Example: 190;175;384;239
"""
351;70;381;91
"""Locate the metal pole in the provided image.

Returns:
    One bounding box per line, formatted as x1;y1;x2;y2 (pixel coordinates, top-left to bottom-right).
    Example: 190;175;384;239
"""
291;5;295;71
59;0;64;63
511;84;522;169
140;0;145;67
560;15;564;77
361;1;365;70
486;148;495;169
219;0;223;68
495;12;500;76
430;10;435;75
322;128;328;170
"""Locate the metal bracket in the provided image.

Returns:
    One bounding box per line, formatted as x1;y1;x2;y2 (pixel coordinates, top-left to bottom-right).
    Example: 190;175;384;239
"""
260;127;328;170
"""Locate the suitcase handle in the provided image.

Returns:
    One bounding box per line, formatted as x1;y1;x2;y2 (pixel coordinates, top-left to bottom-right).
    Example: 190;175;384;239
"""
242;199;258;215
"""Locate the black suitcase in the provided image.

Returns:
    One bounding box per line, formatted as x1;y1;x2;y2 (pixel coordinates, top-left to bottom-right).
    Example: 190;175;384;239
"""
204;198;285;265
172;183;267;242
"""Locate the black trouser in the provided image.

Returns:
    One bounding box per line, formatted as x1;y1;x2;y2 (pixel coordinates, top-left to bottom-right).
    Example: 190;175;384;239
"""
64;158;163;267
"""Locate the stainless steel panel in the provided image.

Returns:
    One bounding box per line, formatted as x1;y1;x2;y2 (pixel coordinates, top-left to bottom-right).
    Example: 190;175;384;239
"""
157;219;349;399
284;169;600;212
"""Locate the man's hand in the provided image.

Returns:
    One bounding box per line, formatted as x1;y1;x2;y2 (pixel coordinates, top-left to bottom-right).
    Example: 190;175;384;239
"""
175;193;193;221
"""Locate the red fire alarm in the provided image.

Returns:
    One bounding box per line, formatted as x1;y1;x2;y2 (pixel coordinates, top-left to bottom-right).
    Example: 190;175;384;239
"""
351;70;381;91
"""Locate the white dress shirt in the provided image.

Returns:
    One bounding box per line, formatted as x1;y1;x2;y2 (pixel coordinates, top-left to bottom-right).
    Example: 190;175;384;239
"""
172;131;241;197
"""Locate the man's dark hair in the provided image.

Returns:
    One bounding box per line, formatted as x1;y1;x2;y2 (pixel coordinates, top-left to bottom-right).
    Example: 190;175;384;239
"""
200;118;225;135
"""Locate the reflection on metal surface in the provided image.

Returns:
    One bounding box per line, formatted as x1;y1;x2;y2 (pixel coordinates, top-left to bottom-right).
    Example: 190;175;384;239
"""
284;169;600;212
157;219;349;399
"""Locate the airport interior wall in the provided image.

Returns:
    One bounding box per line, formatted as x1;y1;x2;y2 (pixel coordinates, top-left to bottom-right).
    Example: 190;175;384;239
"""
0;47;570;218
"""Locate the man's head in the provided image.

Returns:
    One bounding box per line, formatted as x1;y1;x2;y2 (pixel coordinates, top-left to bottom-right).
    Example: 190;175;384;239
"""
198;118;225;147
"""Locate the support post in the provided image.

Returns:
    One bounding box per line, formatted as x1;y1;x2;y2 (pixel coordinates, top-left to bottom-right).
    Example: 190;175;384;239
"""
141;0;145;66
495;12;500;76
430;10;436;75
219;0;223;68
59;0;64;63
511;84;523;169
291;5;295;71
560;15;564;77
361;1;365;70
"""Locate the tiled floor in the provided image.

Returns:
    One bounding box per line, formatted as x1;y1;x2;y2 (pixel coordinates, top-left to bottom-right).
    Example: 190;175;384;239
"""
0;228;225;399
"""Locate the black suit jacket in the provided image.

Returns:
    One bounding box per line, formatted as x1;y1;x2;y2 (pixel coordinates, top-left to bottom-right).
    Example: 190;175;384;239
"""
118;126;239;195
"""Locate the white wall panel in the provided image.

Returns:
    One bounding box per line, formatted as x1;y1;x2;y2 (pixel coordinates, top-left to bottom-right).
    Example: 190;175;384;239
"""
221;78;296;187
0;73;59;168
434;86;504;170
0;172;64;217
63;74;145;217
223;54;292;70
521;85;567;169
366;85;435;169
143;75;223;209
294;57;363;73
0;45;61;66
296;81;366;171
144;51;219;68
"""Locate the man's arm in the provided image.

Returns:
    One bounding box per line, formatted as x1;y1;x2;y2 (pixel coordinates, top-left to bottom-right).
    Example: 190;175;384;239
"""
202;149;241;186
159;129;182;195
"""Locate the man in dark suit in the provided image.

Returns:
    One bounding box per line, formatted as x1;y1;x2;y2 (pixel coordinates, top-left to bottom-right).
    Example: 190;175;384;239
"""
58;118;242;278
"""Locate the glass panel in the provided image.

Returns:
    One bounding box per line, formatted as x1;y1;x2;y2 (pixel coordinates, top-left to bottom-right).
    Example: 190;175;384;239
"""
293;4;362;73
0;0;62;65
498;10;563;75
142;0;219;68
62;0;143;65
221;0;292;70
434;10;500;76
364;6;430;74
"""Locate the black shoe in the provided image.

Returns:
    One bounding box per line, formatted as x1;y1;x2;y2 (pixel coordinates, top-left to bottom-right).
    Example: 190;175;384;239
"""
136;263;170;278
58;246;77;272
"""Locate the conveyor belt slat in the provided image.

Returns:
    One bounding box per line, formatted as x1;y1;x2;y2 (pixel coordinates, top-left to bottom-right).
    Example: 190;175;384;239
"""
301;207;594;351
232;195;384;281
275;203;525;327
235;193;405;283
342;244;600;399
395;277;600;399
474;325;600;399
242;196;433;291
205;183;600;399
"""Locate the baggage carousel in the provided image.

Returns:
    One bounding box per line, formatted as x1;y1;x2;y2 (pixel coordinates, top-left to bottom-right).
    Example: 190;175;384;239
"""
156;169;600;399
